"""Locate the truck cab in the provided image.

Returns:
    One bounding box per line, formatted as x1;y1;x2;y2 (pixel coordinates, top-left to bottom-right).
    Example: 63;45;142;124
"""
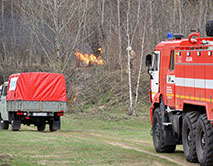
0;82;9;129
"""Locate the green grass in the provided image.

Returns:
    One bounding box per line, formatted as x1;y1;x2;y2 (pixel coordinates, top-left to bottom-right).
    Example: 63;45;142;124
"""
0;107;189;166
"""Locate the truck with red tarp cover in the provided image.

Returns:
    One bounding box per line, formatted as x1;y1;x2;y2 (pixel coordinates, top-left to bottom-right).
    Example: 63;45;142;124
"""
0;72;67;131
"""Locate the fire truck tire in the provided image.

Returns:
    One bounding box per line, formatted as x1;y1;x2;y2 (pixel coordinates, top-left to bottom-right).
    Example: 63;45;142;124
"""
206;20;213;37
152;107;176;153
182;111;200;163
196;114;213;166
37;123;46;131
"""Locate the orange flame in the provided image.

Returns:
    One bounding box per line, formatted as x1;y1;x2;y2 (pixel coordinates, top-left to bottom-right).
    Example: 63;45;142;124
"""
98;48;103;54
75;48;104;66
73;89;79;103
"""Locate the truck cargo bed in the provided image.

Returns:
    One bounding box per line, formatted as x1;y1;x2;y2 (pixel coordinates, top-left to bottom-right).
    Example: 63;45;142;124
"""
7;101;66;112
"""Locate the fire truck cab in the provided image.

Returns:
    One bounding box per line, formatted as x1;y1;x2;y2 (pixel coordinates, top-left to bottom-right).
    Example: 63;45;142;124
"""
146;21;213;165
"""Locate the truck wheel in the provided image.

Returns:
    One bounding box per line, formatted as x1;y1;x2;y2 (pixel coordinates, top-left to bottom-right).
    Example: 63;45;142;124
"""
1;120;9;130
0;114;9;130
152;107;176;153
196;114;213;166
182;111;200;163
11;119;21;131
37;123;46;131
206;20;213;37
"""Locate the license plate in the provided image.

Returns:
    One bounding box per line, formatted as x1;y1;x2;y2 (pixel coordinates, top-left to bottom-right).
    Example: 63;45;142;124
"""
32;113;47;116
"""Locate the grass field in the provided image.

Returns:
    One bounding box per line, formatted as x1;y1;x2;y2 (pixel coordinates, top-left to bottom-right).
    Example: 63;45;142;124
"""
0;106;199;166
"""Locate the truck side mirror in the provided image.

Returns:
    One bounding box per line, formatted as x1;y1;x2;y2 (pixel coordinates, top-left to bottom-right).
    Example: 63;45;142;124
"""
145;54;152;67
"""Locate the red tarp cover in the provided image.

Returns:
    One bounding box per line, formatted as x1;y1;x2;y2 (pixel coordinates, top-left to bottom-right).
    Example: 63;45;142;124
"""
6;72;67;101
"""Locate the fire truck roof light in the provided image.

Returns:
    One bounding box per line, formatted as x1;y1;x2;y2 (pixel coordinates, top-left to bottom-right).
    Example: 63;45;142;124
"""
167;32;173;39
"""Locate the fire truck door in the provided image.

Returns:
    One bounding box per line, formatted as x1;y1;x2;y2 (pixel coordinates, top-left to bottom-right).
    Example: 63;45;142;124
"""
166;50;175;107
151;51;160;100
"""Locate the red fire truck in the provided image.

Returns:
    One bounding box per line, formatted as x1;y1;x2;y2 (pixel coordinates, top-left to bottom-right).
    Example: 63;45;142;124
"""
146;21;213;165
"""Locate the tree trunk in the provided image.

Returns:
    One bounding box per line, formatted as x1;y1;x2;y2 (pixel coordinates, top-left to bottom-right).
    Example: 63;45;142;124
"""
117;0;123;99
126;0;133;115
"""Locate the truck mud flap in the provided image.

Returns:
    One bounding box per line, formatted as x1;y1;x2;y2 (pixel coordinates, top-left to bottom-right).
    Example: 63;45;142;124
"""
163;126;177;145
51;120;60;130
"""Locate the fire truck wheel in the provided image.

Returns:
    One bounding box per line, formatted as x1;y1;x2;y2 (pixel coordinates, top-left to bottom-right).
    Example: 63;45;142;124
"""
196;114;213;166
206;20;213;37
152;107;176;153
182;111;200;163
37;123;46;131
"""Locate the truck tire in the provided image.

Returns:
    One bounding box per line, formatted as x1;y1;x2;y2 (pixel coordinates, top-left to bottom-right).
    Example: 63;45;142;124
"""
182;111;200;163
1;120;9;130
196;114;213;166
0;114;9;130
11;119;21;131
152;107;176;153
206;20;213;37
37;123;46;131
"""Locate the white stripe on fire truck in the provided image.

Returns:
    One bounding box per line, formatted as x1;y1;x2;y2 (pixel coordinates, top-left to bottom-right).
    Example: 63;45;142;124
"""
175;77;213;89
176;63;213;66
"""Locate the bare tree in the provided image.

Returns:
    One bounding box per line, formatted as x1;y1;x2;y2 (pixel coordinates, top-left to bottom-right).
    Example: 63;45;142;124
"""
117;0;123;97
126;0;133;115
133;22;146;114
1;0;7;61
17;0;89;72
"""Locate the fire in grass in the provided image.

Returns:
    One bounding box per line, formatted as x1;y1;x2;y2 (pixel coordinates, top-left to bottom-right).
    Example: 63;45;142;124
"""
75;48;104;67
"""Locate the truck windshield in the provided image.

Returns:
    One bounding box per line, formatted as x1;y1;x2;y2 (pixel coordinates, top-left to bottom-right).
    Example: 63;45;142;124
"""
169;50;175;71
153;53;159;71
